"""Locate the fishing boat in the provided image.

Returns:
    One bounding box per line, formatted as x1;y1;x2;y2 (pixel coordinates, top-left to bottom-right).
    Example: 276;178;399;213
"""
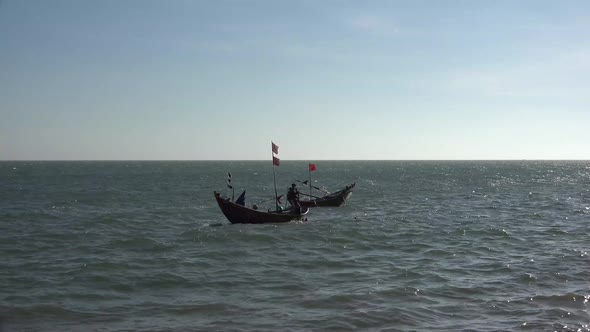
214;191;309;224
299;183;356;208
214;141;309;224
296;163;355;208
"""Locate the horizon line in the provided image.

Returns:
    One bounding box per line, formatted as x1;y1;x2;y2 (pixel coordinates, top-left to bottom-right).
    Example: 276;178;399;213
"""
1;159;589;162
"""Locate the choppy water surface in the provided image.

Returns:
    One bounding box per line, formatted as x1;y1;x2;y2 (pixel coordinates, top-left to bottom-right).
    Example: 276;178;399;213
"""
1;161;589;331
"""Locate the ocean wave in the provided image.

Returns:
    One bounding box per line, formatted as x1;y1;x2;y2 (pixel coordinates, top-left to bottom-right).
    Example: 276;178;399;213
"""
108;237;175;252
161;303;242;316
531;293;590;305
0;304;113;321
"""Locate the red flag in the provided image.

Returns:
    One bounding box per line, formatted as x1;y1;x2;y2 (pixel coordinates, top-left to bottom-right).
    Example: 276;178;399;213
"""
309;163;316;172
273;156;280;166
271;142;279;154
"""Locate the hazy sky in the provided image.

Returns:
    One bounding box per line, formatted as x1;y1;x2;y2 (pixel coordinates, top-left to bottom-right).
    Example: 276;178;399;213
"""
1;0;589;160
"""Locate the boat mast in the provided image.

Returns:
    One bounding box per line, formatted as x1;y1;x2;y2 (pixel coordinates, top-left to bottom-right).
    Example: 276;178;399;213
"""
272;141;279;211
308;165;312;197
272;164;279;211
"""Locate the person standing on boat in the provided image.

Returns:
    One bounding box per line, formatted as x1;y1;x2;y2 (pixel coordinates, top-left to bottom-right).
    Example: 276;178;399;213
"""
287;183;300;208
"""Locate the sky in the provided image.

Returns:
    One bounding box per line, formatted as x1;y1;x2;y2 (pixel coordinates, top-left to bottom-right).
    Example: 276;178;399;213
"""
1;0;589;160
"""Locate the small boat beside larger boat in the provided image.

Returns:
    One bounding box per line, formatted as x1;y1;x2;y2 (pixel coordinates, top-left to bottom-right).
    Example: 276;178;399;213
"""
213;144;356;224
299;183;355;208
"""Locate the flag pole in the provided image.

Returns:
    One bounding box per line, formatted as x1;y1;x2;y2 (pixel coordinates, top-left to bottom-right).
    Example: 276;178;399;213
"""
273;162;279;211
226;172;232;200
308;164;312;197
272;142;279;211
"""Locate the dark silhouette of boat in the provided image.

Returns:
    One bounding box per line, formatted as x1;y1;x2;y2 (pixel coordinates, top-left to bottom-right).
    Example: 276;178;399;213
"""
299;183;355;208
214;191;309;224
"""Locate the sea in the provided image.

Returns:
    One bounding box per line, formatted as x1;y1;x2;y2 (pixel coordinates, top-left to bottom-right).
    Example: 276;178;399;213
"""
1;160;589;332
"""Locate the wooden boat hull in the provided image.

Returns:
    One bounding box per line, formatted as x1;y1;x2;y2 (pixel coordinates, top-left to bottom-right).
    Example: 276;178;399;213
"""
299;183;355;208
214;192;309;224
